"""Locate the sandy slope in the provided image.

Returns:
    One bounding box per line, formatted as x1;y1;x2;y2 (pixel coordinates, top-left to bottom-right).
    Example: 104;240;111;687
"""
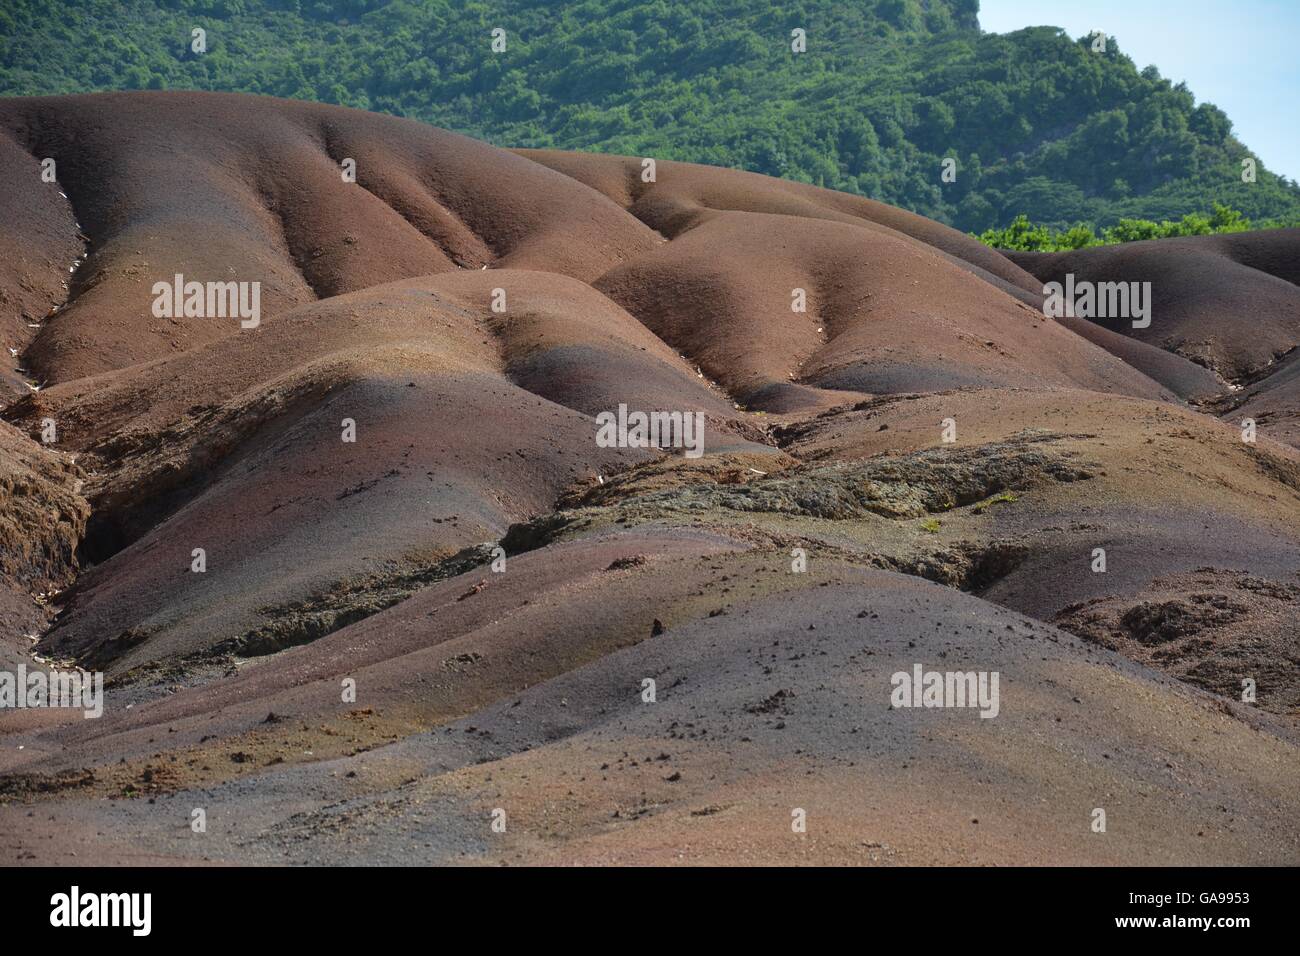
1;93;1298;866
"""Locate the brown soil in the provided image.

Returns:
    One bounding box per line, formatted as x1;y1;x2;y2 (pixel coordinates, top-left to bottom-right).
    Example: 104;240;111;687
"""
2;93;1299;866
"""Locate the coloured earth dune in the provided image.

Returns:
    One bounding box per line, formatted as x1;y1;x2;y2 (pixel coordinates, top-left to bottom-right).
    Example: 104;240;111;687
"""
1;93;1298;866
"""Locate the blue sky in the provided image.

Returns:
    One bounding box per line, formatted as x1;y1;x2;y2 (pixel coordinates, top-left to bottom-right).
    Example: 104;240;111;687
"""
979;0;1300;182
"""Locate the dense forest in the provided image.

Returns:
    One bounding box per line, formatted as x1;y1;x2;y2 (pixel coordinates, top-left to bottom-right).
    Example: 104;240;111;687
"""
3;0;1298;233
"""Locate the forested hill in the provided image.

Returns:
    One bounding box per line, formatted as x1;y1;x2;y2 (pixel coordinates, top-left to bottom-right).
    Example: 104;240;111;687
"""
2;0;1298;232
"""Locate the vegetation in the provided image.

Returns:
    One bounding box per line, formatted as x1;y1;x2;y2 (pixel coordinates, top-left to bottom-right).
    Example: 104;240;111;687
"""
975;203;1300;252
3;0;1298;232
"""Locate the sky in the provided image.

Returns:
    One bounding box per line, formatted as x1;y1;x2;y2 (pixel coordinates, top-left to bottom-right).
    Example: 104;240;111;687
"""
979;0;1300;182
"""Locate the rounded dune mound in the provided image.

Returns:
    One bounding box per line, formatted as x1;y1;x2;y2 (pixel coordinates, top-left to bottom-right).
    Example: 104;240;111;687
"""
3;92;1300;866
7;270;741;567
1200;227;1300;286
0;131;81;397
13;268;758;674
35;368;653;675
518;148;1044;296
1224;350;1300;448
1051;314;1225;401
4;556;1297;865
0;92;660;385
1008;230;1300;382
777;389;1300;668
595;210;1170;412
